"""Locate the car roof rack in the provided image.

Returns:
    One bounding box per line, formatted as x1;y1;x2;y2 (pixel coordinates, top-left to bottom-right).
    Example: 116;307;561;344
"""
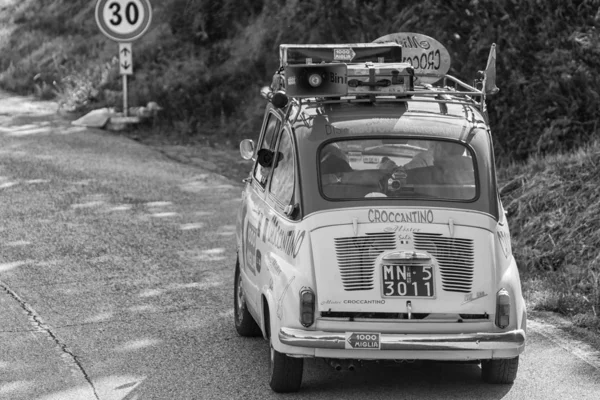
261;32;498;115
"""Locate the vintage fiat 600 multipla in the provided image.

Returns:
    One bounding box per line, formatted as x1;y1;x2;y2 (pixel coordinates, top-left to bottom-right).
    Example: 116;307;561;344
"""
234;32;526;392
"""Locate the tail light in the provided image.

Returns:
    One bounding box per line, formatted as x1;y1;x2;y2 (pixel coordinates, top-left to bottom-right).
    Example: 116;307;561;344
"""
495;288;511;329
299;289;315;327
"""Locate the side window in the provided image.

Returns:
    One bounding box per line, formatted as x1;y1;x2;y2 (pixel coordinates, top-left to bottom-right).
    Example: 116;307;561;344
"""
269;128;295;206
253;113;280;186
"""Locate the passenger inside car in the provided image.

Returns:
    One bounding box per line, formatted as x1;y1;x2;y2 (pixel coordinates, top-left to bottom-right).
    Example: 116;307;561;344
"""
408;141;474;185
403;144;436;169
321;143;385;198
320;144;353;174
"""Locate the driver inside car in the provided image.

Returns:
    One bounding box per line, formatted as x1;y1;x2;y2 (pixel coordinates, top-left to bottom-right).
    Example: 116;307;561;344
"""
378;141;473;185
430;142;473;183
404;144;436;169
377;142;437;172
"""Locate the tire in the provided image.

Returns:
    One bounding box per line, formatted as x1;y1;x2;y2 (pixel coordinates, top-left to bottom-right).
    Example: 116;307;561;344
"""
265;309;304;393
233;257;261;337
481;356;519;384
269;344;303;392
266;308;303;392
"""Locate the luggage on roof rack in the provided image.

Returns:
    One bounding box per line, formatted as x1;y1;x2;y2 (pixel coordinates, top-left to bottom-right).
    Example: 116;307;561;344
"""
280;43;403;66
263;33;499;114
282;61;415;98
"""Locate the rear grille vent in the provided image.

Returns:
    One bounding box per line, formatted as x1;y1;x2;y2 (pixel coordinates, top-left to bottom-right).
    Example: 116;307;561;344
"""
334;232;396;291
413;232;474;293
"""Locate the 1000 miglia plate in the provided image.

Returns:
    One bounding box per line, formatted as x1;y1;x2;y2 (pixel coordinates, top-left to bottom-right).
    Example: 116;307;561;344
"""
381;264;435;297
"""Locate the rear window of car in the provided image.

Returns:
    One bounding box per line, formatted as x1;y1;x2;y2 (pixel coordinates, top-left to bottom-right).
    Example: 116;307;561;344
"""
319;138;477;201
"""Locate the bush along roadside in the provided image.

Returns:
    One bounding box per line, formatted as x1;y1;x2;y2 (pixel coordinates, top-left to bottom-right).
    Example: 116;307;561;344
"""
500;141;600;332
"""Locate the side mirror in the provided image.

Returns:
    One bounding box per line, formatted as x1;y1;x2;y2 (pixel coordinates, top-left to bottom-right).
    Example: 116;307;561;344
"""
239;139;255;160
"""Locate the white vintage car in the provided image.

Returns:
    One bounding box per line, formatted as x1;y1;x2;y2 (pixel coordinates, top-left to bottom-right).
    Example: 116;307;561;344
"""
234;32;526;393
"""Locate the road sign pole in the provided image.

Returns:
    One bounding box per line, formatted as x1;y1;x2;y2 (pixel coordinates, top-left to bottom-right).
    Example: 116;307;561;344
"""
123;75;128;117
118;42;133;117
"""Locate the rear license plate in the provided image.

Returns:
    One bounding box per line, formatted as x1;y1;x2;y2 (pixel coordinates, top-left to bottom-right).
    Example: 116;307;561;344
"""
381;264;434;297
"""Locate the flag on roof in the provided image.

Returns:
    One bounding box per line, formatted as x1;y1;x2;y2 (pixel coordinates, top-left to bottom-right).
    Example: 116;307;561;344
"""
484;44;499;95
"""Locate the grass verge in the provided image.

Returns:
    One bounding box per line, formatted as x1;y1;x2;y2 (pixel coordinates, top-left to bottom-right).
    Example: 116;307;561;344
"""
500;141;600;333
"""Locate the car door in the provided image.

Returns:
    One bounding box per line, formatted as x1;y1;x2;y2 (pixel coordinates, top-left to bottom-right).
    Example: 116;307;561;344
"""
240;109;282;313
253;125;300;295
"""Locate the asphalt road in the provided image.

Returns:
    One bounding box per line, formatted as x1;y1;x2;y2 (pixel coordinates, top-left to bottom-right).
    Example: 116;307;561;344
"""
1;91;599;400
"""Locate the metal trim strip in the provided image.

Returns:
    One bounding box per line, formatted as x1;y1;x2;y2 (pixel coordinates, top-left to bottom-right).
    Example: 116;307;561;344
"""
280;327;525;351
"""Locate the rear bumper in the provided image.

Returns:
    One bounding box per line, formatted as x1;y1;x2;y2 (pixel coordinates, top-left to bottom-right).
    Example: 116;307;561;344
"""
279;327;525;352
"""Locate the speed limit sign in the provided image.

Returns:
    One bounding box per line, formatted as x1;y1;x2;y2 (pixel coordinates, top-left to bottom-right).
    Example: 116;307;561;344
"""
95;0;152;42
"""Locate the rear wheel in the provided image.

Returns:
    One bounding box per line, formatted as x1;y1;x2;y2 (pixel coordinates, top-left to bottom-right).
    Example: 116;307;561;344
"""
233;257;261;337
269;344;304;392
481;356;519;384
266;308;303;392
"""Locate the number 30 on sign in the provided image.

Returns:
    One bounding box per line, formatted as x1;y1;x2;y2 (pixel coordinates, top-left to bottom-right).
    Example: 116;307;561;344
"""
95;0;153;42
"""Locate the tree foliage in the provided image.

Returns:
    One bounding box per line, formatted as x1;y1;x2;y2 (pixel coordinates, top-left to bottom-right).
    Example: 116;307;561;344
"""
1;0;598;162
407;0;600;161
160;0;599;161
